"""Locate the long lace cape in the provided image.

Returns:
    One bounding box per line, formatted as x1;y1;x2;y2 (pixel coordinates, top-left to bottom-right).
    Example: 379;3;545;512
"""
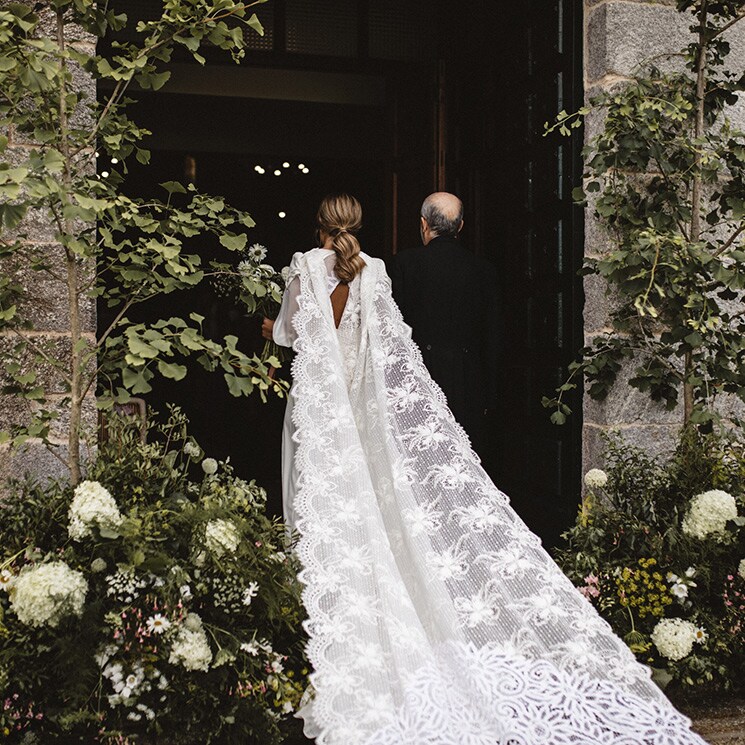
287;249;705;745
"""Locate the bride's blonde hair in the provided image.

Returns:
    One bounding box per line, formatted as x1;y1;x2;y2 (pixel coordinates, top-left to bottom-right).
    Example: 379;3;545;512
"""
317;193;365;284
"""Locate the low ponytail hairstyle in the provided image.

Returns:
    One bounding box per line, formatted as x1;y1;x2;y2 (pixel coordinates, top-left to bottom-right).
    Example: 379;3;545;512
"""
317;193;366;284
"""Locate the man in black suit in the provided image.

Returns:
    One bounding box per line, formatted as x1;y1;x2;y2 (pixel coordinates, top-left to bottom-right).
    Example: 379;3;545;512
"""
389;192;501;456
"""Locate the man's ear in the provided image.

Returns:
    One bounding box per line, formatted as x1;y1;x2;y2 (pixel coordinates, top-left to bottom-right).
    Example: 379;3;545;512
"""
457;220;464;234
420;216;428;231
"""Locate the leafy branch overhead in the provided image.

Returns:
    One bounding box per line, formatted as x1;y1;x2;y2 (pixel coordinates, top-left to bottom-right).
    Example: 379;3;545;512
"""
543;0;745;428
0;1;283;483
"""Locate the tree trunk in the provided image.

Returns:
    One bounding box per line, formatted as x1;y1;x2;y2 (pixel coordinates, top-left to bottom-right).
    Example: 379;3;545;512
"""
56;10;83;484
685;0;709;426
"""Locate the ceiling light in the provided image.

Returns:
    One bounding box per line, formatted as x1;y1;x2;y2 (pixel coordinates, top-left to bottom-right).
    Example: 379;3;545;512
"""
282;161;290;168
302;167;310;174
100;170;109;178
111;157;118;164
298;163;305;170
278;211;286;218
274;170;281;176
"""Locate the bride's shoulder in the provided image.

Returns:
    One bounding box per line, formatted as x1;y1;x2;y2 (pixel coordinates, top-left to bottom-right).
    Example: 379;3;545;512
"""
288;247;323;268
360;253;389;279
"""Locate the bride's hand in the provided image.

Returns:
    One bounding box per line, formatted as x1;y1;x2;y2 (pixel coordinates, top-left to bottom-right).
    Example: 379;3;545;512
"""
261;317;275;341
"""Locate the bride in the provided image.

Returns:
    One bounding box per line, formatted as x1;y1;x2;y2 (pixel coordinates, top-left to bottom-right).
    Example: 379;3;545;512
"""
262;194;705;745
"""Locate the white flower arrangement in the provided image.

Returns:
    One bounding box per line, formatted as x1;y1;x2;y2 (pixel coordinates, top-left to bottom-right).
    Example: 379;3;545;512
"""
650;618;700;661
10;561;88;628
681;489;738;540
584;468;608;489
68;480;124;541
169;614;213;672
204;518;241;557
739;558;745;580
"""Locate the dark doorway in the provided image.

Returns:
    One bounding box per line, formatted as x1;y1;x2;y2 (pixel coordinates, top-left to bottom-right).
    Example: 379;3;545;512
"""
100;0;584;545
111;98;389;505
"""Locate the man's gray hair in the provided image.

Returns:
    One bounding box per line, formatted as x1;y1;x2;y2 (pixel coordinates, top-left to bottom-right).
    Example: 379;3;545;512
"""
420;192;463;239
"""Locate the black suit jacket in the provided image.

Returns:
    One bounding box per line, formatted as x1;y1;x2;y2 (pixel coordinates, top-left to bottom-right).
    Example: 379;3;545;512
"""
389;236;502;447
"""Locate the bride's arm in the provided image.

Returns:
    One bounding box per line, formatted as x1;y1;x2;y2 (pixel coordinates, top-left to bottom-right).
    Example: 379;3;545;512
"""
267;274;301;347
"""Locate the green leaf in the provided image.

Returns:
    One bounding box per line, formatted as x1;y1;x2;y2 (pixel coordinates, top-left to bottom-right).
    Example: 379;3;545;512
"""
0;203;27;230
219;233;248;251
148;71;171;91
157;360;187;380
246;13;264;36
160;181;187;195
122;367;152;394
127;337;159;359
550;411;567;425
224;373;253;397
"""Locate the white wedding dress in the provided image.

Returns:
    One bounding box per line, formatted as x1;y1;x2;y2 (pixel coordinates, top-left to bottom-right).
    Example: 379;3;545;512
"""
272;247;706;745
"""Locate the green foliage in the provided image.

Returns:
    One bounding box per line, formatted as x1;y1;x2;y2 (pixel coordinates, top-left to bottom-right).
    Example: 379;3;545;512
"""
0;409;308;743
543;2;745;427
0;0;284;482
556;429;745;694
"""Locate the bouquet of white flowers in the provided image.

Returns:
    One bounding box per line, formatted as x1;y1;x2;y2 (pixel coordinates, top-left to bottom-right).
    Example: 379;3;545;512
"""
211;243;290;369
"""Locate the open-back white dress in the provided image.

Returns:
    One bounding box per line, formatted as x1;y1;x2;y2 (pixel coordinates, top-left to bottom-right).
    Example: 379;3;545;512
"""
271;247;705;745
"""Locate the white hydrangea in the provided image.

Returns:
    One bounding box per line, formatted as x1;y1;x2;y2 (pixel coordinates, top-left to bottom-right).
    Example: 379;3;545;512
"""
10;561;88;628
183;441;200;459
202;458;218;475
738;559;745;580
650;618;698;661
681;489;738;540
169;615;212;671
68;480;124;541
584;468;608;489
204;518;240;557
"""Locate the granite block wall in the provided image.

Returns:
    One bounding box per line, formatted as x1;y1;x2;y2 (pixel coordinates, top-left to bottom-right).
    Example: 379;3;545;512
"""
582;0;745;470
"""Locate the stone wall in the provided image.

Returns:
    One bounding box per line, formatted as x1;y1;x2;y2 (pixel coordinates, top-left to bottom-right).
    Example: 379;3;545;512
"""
0;12;97;485
581;0;745;470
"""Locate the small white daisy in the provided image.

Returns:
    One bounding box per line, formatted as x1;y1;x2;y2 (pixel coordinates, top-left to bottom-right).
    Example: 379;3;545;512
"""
146;614;171;635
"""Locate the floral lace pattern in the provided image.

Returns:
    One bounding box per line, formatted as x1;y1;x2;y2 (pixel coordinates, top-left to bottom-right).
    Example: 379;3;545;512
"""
287;249;705;745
